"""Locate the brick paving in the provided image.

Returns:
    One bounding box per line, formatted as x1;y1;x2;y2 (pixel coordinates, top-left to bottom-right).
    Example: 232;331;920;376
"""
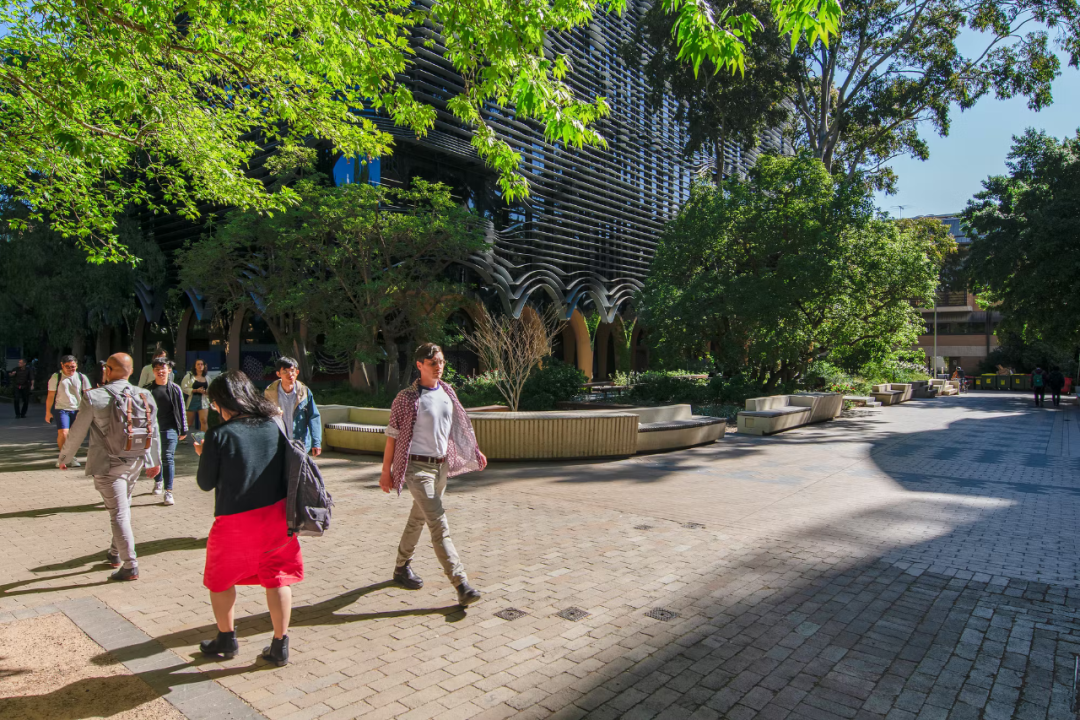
2;392;1080;719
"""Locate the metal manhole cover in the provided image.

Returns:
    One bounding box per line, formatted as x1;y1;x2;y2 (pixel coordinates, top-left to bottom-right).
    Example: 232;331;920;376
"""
646;608;680;621
556;607;590;621
494;608;527;621
683;522;705;529
634;525;654;530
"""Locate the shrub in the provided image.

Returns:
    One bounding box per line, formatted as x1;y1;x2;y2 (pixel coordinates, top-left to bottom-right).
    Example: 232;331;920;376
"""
522;360;587;409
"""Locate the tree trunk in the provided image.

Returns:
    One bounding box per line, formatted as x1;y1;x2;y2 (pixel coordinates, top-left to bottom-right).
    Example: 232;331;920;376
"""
71;331;86;363
715;132;726;189
384;341;401;392
349;356;376;392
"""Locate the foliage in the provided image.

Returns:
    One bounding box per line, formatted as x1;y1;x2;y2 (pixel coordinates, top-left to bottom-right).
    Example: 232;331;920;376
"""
308;386;398;409
0;0;840;260
623;0;793;185
786;0;1080;191
964;129;1080;351
464;305;565;411
975;333;1078;376
0;199;163;354
804;355;931;396
639;153;953;390
450;372;508;409
520;360;588;410
176;165;484;386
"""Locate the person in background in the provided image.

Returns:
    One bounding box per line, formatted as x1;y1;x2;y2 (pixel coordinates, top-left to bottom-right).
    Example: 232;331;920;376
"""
95;361;109;388
144;357;187;506
1032;366;1047;407
263;357;322;457
58;353;161;581
9;358;34;418
194;371;301;667
1048;368;1066;407
45;355;91;463
137;349;174;388
381;343;487;607
181;358;211;435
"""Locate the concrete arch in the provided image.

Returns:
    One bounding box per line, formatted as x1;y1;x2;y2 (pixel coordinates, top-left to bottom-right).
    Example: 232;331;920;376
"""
174;306;196;376
568;309;593;381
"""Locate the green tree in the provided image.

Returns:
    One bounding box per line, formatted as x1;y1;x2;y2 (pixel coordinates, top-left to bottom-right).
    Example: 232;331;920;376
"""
0;0;839;260
0;199;164;359
786;0;1080;191
176;161;486;387
964;128;1080;350
623;0;793;186
639;154;954;389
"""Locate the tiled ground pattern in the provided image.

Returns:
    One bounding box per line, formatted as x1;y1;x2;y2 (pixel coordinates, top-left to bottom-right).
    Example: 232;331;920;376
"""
2;392;1080;719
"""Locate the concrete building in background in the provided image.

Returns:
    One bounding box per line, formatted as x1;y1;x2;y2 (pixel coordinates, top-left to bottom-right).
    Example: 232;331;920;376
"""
913;213;1001;374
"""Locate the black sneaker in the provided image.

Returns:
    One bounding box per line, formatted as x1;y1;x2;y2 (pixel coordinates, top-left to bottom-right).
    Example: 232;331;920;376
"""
199;632;239;659
105;551;121;568
262;635;289;667
393;561;424;590
456;582;481;606
109;567;139;581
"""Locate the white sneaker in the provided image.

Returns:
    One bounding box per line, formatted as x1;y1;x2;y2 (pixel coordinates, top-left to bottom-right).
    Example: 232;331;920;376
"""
55;460;61;467
70;458;81;467
163;491;174;506
153;481;164;495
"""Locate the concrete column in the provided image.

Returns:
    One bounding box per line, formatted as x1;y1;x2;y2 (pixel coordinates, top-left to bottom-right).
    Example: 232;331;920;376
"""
227;309;245;372
568;309;593;381
174;307;195;376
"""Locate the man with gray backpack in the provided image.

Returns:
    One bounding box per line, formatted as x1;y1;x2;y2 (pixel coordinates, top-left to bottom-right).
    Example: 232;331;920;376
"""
58;353;161;581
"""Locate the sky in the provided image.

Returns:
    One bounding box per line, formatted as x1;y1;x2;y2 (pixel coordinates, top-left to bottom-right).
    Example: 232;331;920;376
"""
873;37;1080;219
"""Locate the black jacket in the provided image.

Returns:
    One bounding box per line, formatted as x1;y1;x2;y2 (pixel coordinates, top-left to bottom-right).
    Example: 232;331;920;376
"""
142;381;189;435
1048;371;1066;391
196;417;287;516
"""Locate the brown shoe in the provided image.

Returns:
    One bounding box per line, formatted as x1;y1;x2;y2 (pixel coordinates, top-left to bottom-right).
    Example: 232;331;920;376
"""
109;567;139;581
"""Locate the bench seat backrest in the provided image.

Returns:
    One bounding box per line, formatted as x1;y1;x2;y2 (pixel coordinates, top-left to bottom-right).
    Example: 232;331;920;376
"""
348;407;392;425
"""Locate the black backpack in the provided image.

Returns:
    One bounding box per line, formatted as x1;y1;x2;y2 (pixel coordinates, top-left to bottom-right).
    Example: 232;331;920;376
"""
273;417;333;537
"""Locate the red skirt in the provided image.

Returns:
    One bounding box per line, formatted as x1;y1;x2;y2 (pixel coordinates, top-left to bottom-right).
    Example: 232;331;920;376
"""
203;499;304;593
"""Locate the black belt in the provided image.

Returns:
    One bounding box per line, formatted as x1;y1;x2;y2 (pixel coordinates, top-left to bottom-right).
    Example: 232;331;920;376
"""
409;454;446;464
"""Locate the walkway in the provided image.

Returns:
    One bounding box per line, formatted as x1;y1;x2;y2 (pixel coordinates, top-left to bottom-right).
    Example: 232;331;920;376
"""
1;392;1079;719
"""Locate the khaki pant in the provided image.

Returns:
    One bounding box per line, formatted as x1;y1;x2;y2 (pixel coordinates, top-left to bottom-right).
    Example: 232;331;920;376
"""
396;460;467;586
94;460;143;570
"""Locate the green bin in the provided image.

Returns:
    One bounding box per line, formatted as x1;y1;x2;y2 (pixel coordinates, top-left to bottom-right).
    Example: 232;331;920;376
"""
1013;374;1031;391
995;375;1009;390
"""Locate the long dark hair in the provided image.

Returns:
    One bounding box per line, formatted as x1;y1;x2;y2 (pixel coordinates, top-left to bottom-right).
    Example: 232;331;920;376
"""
207;371;279;420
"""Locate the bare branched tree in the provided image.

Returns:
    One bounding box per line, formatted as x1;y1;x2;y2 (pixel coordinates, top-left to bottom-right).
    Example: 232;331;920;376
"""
465;306;566;412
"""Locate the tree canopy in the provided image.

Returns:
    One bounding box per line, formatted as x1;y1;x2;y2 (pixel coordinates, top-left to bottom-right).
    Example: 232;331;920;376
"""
964;128;1080;350
0;0;840;261
785;0;1080;190
623;0;793;185
639;154;954;388
176;157;486;387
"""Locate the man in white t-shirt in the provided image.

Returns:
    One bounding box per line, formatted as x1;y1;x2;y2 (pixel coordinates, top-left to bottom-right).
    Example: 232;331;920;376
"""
137;349;174;388
45;354;91;464
381;343;487;607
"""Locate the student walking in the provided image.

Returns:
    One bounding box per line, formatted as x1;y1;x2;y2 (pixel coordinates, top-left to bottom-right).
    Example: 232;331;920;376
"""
1033;367;1047;406
144;357;188;506
194;371;302;667
1048;369;1066;407
181;359;211;435
137;349;174;388
9;358;33;418
45;355;91;462
263;357;322;457
381;343;487;606
58;353;161;581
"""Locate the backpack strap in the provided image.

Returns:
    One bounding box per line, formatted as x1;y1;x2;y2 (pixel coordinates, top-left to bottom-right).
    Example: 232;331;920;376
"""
125;389;134;452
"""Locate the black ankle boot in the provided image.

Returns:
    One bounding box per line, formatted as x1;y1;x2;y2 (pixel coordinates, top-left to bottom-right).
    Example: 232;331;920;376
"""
262;635;289;667
199;631;238;659
393;561;424;590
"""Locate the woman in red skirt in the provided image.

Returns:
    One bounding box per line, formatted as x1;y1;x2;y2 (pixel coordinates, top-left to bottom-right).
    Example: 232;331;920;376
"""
193;371;302;666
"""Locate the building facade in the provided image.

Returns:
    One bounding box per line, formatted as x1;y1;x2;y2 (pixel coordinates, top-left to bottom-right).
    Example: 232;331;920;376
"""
130;8;786;382
913;214;1001;374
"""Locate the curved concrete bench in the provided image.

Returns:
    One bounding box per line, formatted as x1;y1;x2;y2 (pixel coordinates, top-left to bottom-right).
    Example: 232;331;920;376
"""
637;415;727;453
736;393;843;436
468;411;638;460
322;406;391;454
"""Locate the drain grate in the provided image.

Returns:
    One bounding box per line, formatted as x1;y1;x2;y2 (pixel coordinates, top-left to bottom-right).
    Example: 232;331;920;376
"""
646;607;680;621
556;607;590;621
633;525;654;530
682;522;705;529
494;608;527;621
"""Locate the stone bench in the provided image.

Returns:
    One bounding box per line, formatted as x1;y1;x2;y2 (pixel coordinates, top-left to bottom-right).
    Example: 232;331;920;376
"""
468;411;638;460
322;406;392;454
626;404;727;453
843;395;882;408
929;379;959;396
736;393;843;436
871;383;912;405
